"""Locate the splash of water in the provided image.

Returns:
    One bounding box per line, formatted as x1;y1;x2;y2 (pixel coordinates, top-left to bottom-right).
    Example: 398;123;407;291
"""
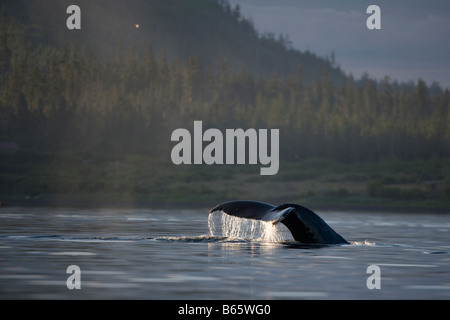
208;212;285;242
350;239;376;246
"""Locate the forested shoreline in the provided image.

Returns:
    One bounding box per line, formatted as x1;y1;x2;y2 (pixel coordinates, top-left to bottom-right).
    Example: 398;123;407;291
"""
1;12;449;162
0;8;449;207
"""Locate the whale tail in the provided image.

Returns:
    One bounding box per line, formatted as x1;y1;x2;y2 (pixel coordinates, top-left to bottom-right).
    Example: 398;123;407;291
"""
210;200;348;244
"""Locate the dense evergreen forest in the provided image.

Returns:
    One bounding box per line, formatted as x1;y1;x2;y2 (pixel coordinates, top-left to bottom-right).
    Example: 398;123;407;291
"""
1;6;448;161
0;1;449;206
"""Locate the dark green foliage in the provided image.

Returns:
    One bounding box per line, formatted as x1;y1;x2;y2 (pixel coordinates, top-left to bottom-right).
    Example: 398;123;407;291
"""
1;6;449;162
1;11;449;160
367;181;432;201
0;2;449;207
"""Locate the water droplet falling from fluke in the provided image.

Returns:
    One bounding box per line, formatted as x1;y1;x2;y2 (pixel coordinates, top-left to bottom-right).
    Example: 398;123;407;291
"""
208;211;285;242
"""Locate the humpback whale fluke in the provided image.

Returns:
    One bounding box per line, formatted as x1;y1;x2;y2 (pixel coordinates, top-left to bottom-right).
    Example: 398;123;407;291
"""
209;200;348;244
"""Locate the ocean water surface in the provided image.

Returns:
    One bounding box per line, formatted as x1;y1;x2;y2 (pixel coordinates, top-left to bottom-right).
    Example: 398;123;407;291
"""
0;206;449;299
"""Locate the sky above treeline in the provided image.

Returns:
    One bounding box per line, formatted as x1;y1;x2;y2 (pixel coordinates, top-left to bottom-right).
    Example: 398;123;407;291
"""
228;0;450;89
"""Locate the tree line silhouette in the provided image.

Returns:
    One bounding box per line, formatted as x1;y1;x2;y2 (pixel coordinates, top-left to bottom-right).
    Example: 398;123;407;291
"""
1;13;449;164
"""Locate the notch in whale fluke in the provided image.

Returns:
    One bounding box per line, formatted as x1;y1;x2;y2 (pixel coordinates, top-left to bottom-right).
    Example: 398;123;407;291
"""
209;200;348;244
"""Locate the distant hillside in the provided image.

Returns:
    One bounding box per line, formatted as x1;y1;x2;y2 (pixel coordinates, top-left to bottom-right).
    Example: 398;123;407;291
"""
1;0;449;207
1;0;344;81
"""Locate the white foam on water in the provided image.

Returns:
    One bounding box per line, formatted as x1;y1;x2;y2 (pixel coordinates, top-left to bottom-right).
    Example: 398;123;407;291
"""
350;239;377;246
208;212;285;242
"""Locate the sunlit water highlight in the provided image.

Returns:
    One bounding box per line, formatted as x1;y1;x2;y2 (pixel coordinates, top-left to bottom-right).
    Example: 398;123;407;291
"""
208;212;286;242
1;207;449;299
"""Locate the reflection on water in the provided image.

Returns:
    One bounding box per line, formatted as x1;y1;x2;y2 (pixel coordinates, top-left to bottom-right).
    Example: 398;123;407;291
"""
0;206;449;299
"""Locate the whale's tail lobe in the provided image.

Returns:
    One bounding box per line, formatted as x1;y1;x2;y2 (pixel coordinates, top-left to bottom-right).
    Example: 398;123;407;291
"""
210;200;348;244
